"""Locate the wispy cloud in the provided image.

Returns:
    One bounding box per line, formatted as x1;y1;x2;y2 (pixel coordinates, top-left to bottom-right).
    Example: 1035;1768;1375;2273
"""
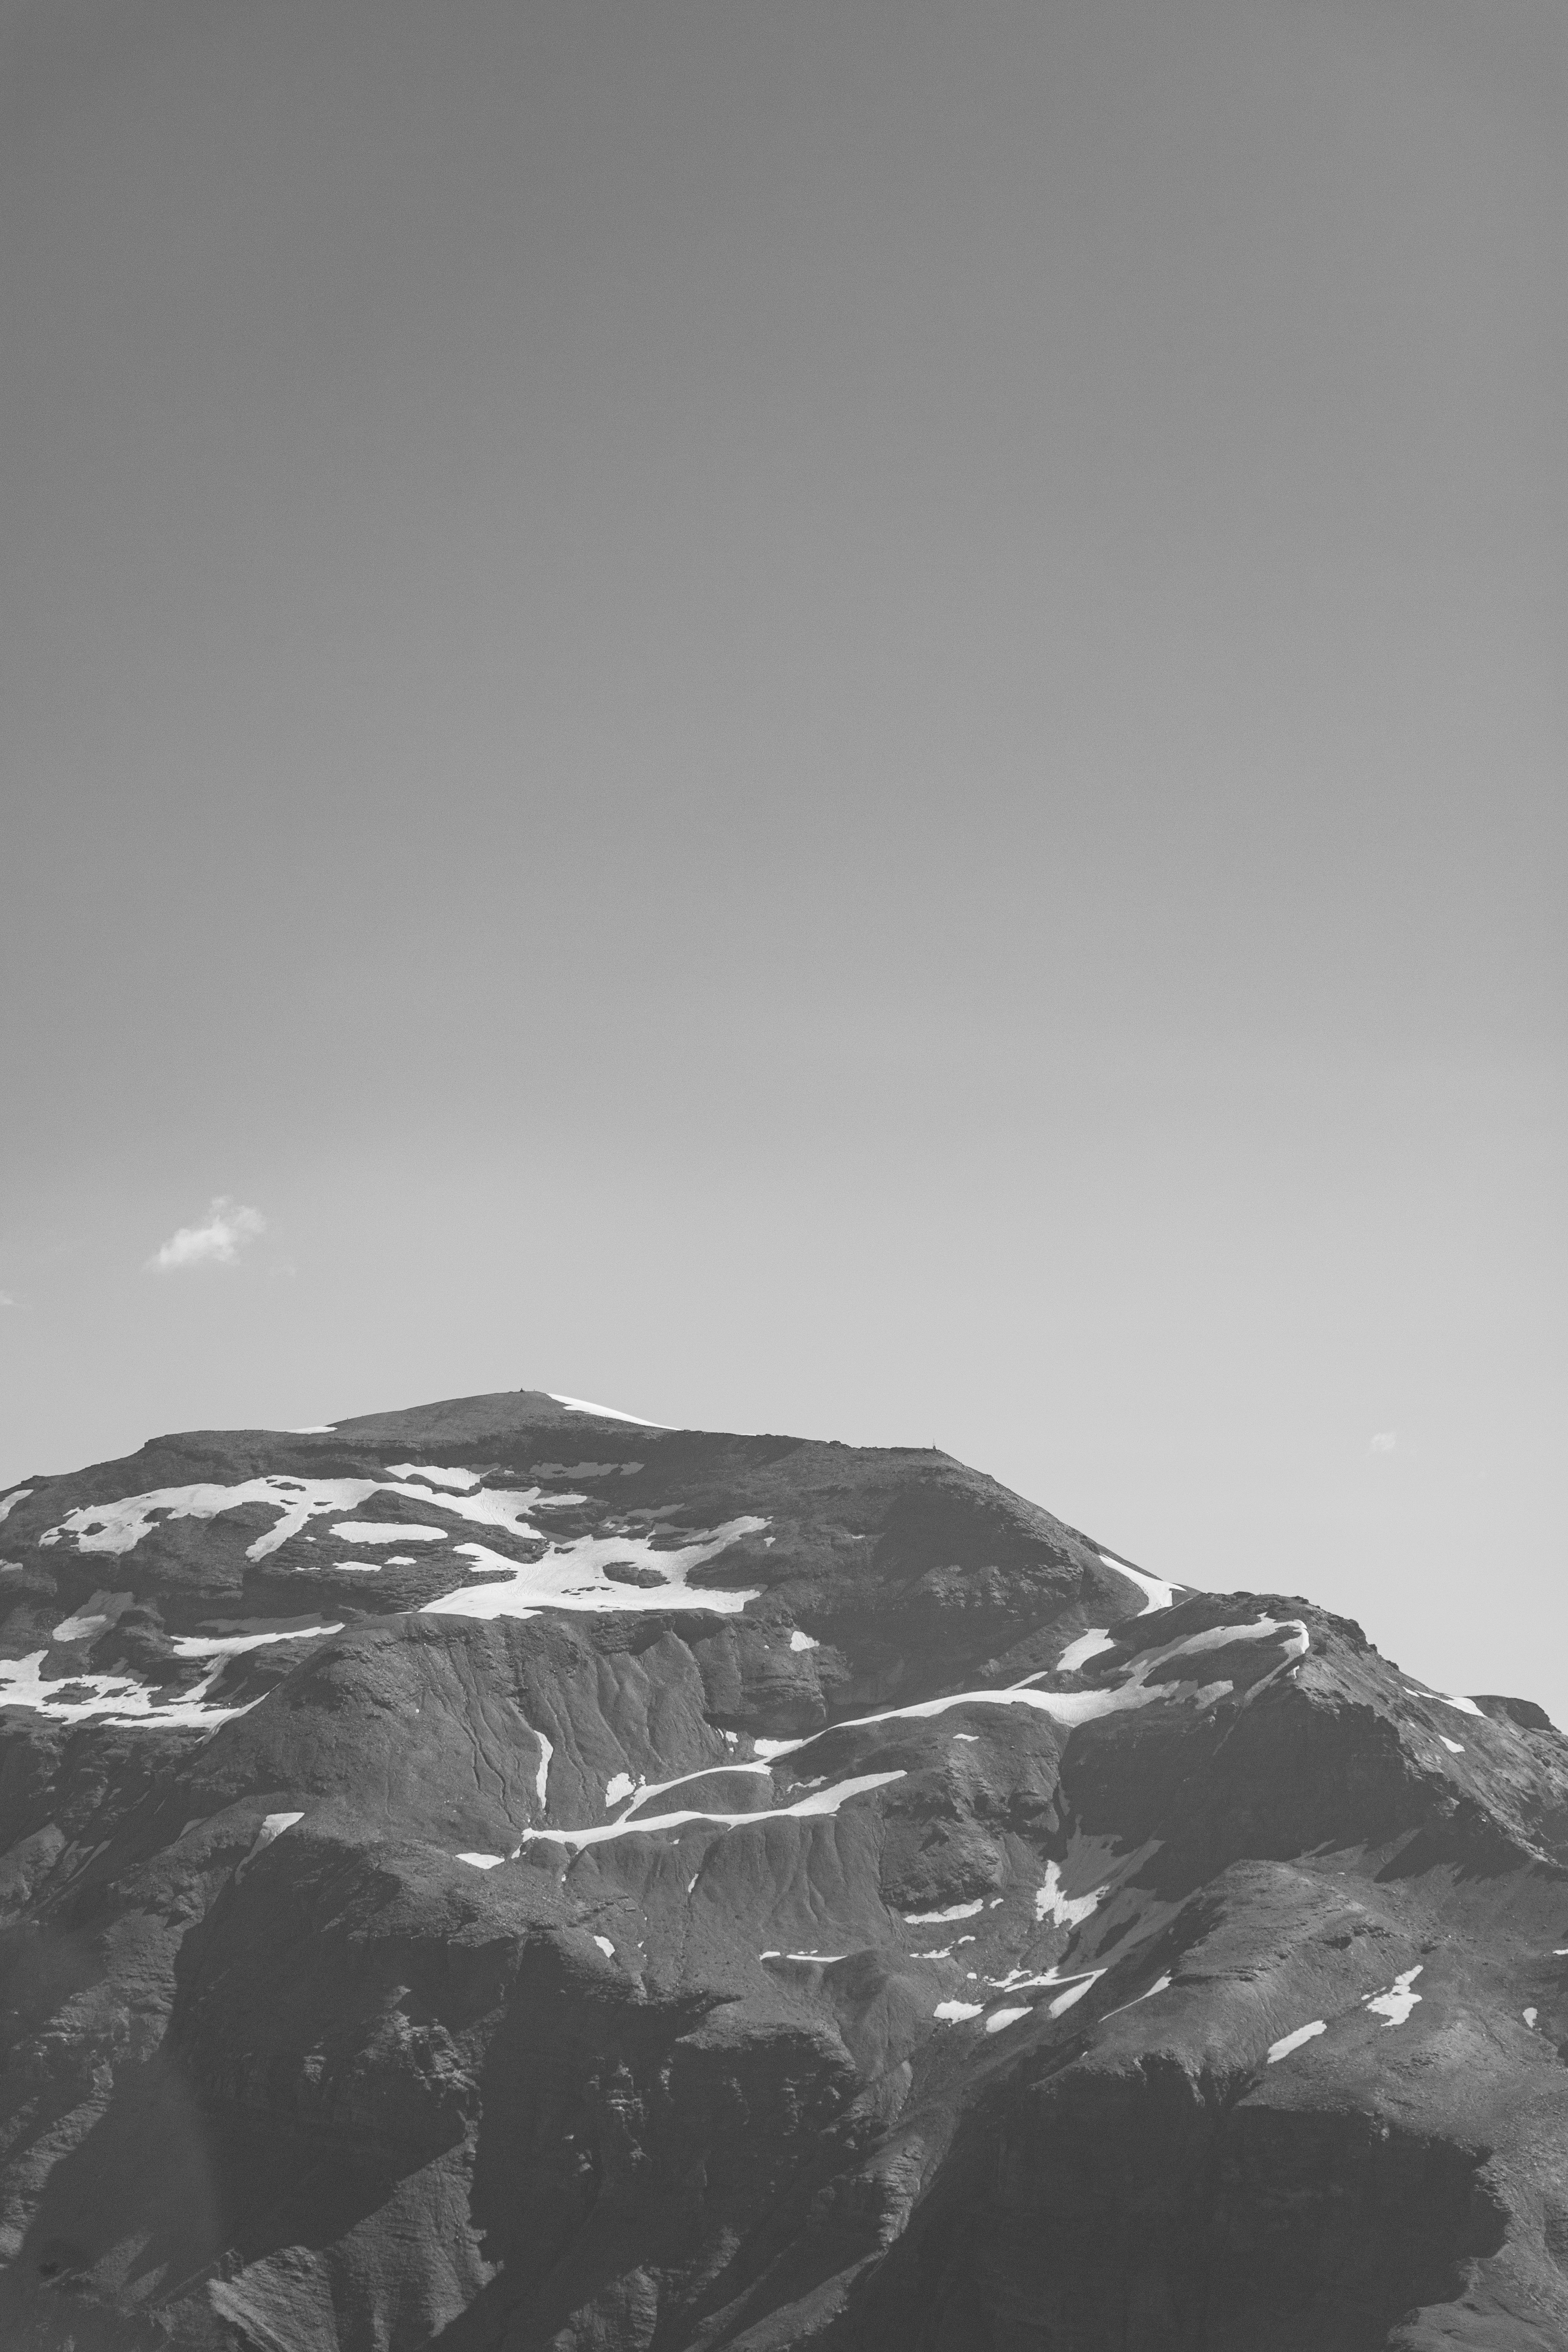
149;1198;267;1273
1368;1431;1397;1454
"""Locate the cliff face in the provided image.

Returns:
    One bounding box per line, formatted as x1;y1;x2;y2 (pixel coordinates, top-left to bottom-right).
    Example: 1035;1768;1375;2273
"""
0;1389;1564;2350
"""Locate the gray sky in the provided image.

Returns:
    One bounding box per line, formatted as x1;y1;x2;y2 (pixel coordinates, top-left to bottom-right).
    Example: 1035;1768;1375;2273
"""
3;2;1564;1714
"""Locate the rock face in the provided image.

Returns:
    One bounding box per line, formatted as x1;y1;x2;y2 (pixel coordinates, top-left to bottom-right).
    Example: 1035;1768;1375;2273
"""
0;1388;1565;2350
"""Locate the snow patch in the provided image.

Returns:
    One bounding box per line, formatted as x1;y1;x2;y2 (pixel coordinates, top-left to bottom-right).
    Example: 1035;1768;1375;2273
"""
1056;1627;1115;1672
1267;2020;1327;2062
0;1489;33;1524
52;1590;134;1643
422;1516;766;1620
604;1773;639;1808
40;1473;583;1565
457;1853;505;1870
1034;1860;1104;1930
933;2001;984;2023
985;2006;1032;2033
237;1811;304;1876
593;1935;616;1957
1405;1682;1484;1719
951;1733;980;1743
904;1899;986;1924
386;1463;479;1489
44;1476;389;1560
0;1650;256;1729
789;1629;819;1652
1524;2007;1538;2029
330;1523;448;1544
1364;1966;1423;2026
534;1733;553;1808
1440;1736;1464;1755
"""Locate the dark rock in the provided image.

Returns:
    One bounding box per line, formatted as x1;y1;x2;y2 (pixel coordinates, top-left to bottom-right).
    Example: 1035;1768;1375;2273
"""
1473;1694;1555;1733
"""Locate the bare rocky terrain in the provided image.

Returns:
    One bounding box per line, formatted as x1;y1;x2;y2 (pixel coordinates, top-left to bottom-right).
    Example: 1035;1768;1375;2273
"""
0;1388;1564;2349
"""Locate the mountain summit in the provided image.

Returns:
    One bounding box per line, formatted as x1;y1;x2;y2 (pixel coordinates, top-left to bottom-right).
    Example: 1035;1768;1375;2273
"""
0;1390;1564;2349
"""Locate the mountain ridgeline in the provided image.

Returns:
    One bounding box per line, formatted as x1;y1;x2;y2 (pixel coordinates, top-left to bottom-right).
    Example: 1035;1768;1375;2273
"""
0;1388;1564;2350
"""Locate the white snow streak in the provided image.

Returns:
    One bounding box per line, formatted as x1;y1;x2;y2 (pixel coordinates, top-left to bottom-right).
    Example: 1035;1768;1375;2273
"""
519;1770;905;1853
1103;1973;1173;2020
622;1759;772;1815
746;1617;1306;1766
904;1900;986;1924
1048;1973;1104;2016
985;2006;1032;2033
1267;2020;1327;2062
548;1394;666;1427
457;1853;505;1870
171;1620;342;1658
0;1489;32;1524
1099;1553;1180;1614
534;1732;553;1807
982;1959;1107;2017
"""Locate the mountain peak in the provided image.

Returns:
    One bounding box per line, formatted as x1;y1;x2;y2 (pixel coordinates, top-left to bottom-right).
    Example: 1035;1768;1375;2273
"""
0;1396;1563;2348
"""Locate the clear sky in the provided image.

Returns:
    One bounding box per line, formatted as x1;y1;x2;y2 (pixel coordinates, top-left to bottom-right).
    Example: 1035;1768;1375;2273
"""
2;3;1564;1715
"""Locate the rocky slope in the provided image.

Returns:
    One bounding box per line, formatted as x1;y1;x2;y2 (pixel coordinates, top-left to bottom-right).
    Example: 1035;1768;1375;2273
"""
0;1388;1564;2350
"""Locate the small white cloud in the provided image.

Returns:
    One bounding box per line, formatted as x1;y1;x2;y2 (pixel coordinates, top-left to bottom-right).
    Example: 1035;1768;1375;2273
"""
149;1197;267;1273
1368;1431;1397;1455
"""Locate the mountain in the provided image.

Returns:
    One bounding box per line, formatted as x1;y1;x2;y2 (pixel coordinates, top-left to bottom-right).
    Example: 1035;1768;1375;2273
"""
0;1388;1564;2350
